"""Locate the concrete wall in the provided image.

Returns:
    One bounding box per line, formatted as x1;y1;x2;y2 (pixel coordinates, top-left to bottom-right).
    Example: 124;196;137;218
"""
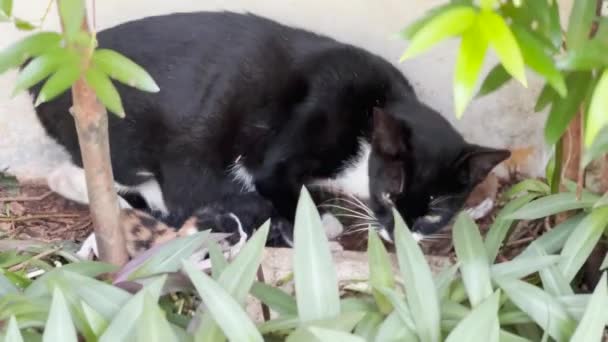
0;0;575;180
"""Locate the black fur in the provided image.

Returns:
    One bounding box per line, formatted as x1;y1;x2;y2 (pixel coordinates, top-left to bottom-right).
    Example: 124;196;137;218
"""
29;11;509;243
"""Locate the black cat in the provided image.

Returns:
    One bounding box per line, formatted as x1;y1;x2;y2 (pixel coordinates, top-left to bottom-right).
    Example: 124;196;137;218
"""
29;11;510;245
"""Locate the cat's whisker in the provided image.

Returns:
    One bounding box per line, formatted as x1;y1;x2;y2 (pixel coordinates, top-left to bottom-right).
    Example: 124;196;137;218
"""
333;213;377;222
345;193;375;216
319;204;375;221
329;196;374;217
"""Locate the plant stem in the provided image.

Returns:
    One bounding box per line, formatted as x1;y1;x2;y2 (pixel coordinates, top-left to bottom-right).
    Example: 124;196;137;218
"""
551;139;563;194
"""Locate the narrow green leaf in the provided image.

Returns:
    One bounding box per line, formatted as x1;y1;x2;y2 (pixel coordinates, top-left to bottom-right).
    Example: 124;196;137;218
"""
59;0;85;41
400;6;477;61
496;278;576;341
135;293;177;342
476;64;511;98
503;179;550;199
393;209;441;342
5;315;23;342
13;48;77;97
353;312;383;341
558;294;592;320
511;26;566;97
583;125;608;167
195;221;270;341
454;19;488;117
367;229;395;314
98;276;165;342
499;329;534;342
376;287;416;331
585;69;608;147
127;230;210;280
397;1;474;39
183;260;264;342
445;291;500;342
479;0;497;10
479;10;527;87
534;82;558;112
435;263;460;300
491;255;561;280
35;63;81;106
0;272;18;296
250;282;297;316
374;311;418;342
559;207;608;281
0;32;62;75
601;252;608;270
499;0;562;50
569;273;607;341
43;287;78;342
293;187;340;322
80;300;108;338
506;192;598;220
92;49;160;93
527;244;574;296
518;213;585;259
557;39;608;70
208;239;228;279
85;66;125;117
566;0;597;50
308;327;366;342
0;0;13;17
14;18;36;31
453;212;493;306
485;193;539;261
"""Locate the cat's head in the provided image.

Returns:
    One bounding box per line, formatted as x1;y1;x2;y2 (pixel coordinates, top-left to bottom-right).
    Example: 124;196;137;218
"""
367;105;510;242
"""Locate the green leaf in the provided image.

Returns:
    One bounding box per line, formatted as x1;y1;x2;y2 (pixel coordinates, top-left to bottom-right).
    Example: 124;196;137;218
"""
454;19;488;117
0;0;12;17
527;244;574;296
375;287;416;332
126;230;210;280
43;287;78;342
453;212;493;306
585;69;608;147
0;32;63;75
503;179;550;199
400;6;477;61
559;207;608;281
476;64;511;98
293;187;340;322
496;278;576;341
367;229;396;314
506;192;599;220
601;252;608;270
511;26;566;97
518;213;585;259
499;329;534;342
80;300;108;338
583;125;608;167
393;209;441;342
14;18;36;31
135;293;177;342
535;82;558;112
479;10;527;87
566;0;597;51
12;48;77;97
59;0;85;41
5;315;23;342
485;193;539;261
99;276;165;342
491;255;561;280
374;311;418;342
569;273;607;341
195;221;269;341
35;64;81;106
208;239;228;279
183;260;264;342
499;0;562;50
353;312;383;340
308;327;366;342
250;282;297;316
435;263;460;300
445;291;500;342
0;272;18;296
398;1;474;40
92;49;160;93
557;39;608;70
85;66;125;117
479;0;497;10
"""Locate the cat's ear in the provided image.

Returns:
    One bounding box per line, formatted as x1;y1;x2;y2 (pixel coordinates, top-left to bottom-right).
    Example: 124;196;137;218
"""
372;107;406;156
458;145;511;184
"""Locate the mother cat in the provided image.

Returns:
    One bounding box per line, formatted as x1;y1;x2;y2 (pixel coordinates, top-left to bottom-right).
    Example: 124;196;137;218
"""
30;11;509;246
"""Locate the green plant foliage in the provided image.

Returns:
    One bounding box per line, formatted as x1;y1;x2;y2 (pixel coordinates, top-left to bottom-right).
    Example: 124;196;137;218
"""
84;67;125;117
59;0;85;41
92;49;160;93
476;64;511;98
454;20;487;117
0;32;63;74
0;0;12;18
586;69;608;147
366;229;395;314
